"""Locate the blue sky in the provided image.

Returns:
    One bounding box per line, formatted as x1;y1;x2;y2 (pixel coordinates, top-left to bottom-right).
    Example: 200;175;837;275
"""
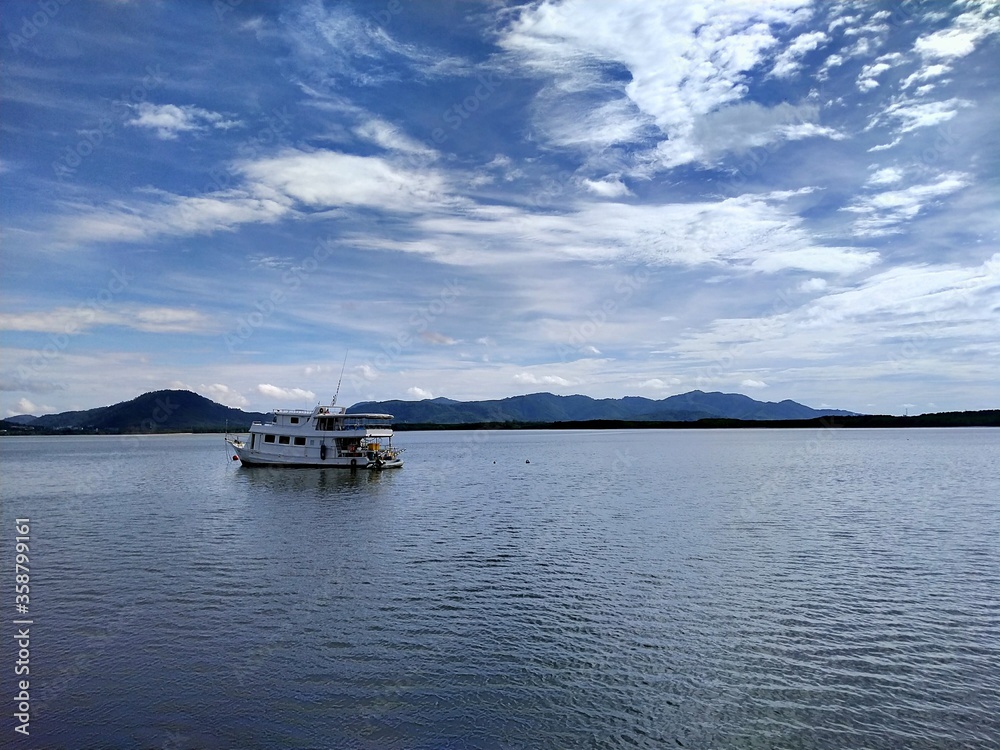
2;0;998;416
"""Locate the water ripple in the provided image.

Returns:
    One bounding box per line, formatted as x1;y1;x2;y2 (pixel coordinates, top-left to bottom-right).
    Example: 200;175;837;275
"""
2;429;999;748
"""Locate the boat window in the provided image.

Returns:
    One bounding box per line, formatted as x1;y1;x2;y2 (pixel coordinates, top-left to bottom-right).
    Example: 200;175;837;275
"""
250;434;256;449
264;434;275;443
278;435;290;445
290;417;299;424
294;437;306;446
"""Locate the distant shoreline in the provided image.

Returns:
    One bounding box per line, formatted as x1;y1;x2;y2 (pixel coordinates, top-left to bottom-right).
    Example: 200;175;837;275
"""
2;409;996;435
393;410;999;430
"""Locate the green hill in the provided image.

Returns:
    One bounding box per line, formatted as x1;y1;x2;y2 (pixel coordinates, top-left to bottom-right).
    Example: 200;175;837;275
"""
10;390;268;434
2;390;994;436
349;390;856;424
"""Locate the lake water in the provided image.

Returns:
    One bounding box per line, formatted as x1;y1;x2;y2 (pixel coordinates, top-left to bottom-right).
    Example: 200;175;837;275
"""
2;428;999;749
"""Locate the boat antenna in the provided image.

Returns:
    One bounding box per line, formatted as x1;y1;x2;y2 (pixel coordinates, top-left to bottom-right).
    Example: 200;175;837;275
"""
332;350;349;406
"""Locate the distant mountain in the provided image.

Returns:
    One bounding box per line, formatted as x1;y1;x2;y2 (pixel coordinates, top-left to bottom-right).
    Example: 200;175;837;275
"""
650;391;856;421
2;389;996;436
348;390;857;424
4;414;38;425
7;390;268;434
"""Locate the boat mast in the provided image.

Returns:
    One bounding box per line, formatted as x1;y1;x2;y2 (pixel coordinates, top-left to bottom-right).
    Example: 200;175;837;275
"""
332;351;349;406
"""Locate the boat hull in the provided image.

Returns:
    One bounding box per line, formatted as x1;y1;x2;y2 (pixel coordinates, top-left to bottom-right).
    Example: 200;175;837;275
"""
228;440;402;470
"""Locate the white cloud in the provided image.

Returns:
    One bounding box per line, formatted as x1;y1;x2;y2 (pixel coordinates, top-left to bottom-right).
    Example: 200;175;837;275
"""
0;307;116;333
241;149;448;212
513;372;576;387
11;397;37;415
899;7;1000;105
55;189;292;247
48;132;871;282
354;118;436;156
672;254;1000;369
828;15;860;33
880;97;972;133
841;36;879;61
740;379;768;389
475;155;525;184
0;306;215;334
843;21;890;39
845;172;970;236
359;189;877;275
407;386;434;399
867;137;902;153
856;61;891;92
804;254;1000;329
749;246;875;275
913;10;1000;61
131;308;216;333
638;377;681;390
799;277;828;292
199;383;249;408
901;63;951;90
303;364;335;377
420;331;457;345
866;166;905;186
770;30;829;78
662;101;843;167
54;147;447;246
126;103;242;140
818;52;844;78
488;155;519;174
284;0;469;91
501;0;820;169
538;97;656;150
582;176;632;198
857;78;880;93
256;384;317;401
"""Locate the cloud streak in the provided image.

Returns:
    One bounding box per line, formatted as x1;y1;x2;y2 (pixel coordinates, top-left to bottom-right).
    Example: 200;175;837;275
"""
126;103;242;139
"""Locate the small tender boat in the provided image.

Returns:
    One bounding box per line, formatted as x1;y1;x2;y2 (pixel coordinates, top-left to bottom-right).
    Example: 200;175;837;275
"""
226;401;403;470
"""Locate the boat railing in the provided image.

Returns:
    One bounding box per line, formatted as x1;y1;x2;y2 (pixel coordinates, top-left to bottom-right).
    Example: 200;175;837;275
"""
314;406;347;416
340;422;394;432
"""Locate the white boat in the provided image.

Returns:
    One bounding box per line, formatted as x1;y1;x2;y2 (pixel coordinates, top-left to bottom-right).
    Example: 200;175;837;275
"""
226;402;404;470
